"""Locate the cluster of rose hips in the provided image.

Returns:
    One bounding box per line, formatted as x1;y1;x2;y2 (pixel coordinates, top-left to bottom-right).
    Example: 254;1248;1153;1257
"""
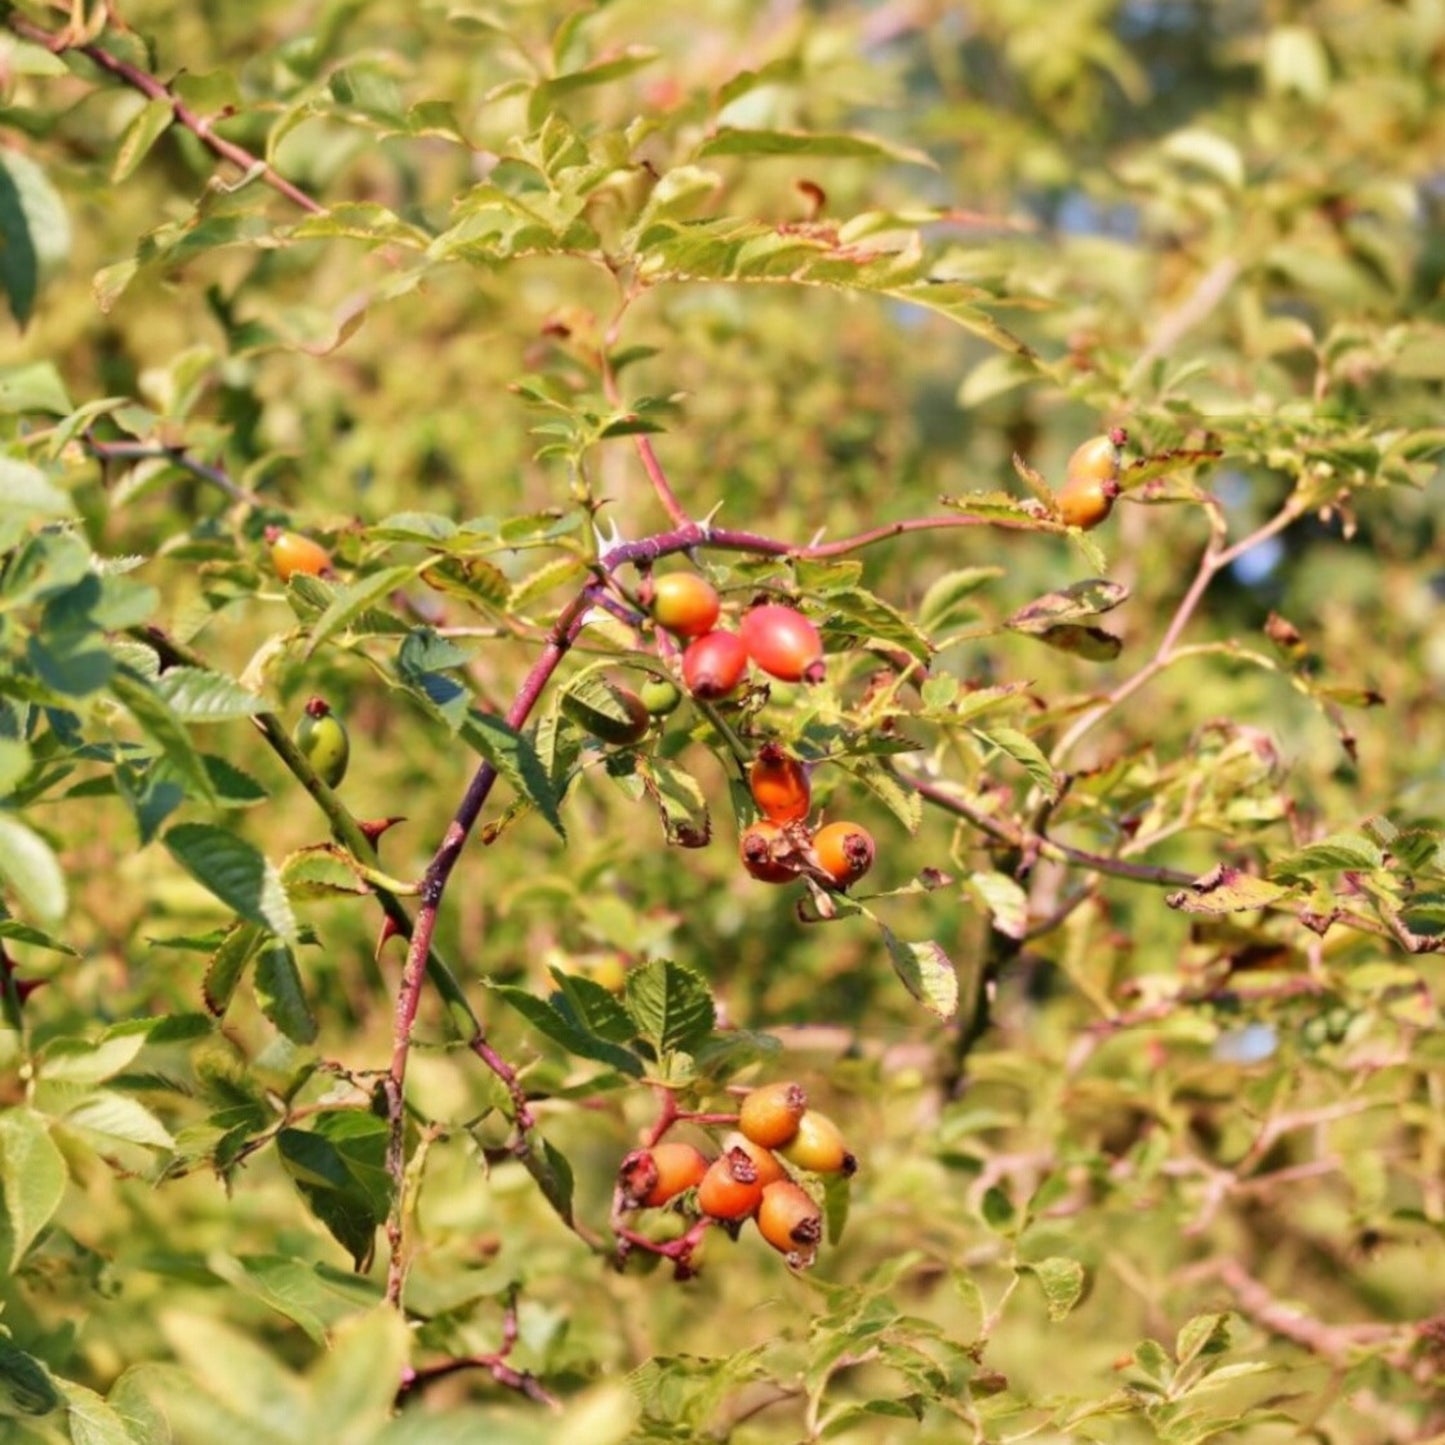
648;572;826;697
740;741;874;891
616;1081;854;1272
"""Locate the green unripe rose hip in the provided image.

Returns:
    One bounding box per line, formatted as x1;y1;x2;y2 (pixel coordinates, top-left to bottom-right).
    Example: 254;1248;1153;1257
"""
294;697;350;787
640;677;682;717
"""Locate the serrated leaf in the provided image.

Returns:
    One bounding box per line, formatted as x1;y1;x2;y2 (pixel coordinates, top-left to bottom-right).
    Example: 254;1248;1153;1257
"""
973;726;1058;802
967;871;1029;939
253;941;317;1045
1273;832;1385;877
151;668;265;723
63;1091;176;1150
624;959;715;1057
637;756;710;848
280;846;372;900
0;1108;68;1275
939;489;1044;521
509;556;588;612
0;815;67;925
462;712;564;838
521;1135;575;1230
1167;866;1293;915
276;1113;389;1271
305;565;417;655
879;928;957;1018
164;823;298;942
835;756;921;833
548;967;638;1044
1020;1256;1086;1321
109;668;217;804
491;984;643;1076
820;587;933;662
203;921;264;1017
58;1381;137;1444
1006;579;1129;633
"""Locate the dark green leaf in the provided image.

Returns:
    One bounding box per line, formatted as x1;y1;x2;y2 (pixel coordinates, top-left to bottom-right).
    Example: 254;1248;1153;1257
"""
623;959;715;1057
164;824;298;941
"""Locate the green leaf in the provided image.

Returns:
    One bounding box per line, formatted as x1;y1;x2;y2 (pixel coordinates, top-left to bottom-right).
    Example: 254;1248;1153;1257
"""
305;565;418;655
56;1382;136;1445
0;1108;68;1275
916;568;1003;634
623;959;715;1057
37;1029;149;1086
820;587;934;662
0;361;73;415
214;1255;381;1345
112;97;176;183
491;984;644;1076
967;871;1029;940
1175;1312;1232;1369
0;920;78;955
110;668;217;805
980;1185;1015;1232
63;1091;176;1150
305;1308;410;1440
164;824;298;942
460;712;565;839
1273;832;1385;877
151;668;266;723
0;458;75;535
276;1112;390;1271
203;922;264;1017
548;968;638;1044
973;726;1059;802
698;127;935;168
0;1337;60;1418
636;755;711;848
0;150;71;328
253;941;318;1045
879;928;957;1019
1020;1256;1086;1321
835;756;922;833
0;815;66;925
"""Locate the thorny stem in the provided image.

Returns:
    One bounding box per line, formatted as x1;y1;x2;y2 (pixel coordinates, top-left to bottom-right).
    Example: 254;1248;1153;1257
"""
384;584;598;1304
8;14;325;215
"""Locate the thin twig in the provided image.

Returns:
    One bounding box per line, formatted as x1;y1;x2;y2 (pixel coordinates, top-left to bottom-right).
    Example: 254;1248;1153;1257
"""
85;432;263;506
8;14;324;214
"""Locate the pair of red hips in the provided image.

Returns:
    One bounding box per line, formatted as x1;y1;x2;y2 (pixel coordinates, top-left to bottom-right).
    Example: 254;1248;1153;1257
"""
740;743;875;890
617;1081;854;1269
650;573;825;700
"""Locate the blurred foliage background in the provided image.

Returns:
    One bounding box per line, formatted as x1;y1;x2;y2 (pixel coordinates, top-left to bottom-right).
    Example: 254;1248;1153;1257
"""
2;0;1445;1440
